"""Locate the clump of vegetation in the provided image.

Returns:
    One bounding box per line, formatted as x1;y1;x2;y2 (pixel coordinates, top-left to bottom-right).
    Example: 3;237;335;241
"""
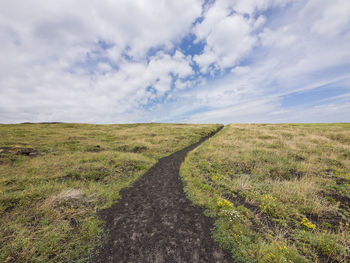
0;122;220;262
114;143;149;153
301;217;316;230
181;123;350;262
217;199;233;209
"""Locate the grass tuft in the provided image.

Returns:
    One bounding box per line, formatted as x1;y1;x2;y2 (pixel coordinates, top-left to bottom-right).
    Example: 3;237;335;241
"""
181;123;350;262
0;122;220;262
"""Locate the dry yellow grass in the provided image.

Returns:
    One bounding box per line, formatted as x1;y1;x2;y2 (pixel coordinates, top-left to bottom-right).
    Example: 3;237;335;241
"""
181;123;350;262
0;122;220;262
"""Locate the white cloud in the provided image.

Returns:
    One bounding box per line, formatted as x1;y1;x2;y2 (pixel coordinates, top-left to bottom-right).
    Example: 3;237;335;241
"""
0;0;349;124
0;0;202;123
193;1;257;72
192;0;291;73
231;66;251;75
310;0;350;36
233;0;290;15
186;97;350;124
97;62;112;73
192;0;292;73
203;15;256;69
265;102;350;123
0;0;202;59
187;99;279;123
180;0;350;123
259;26;296;47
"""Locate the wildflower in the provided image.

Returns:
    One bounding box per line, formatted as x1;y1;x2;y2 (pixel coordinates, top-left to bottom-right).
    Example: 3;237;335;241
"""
259;194;277;213
301;217;316;230
217;198;233;208
222;209;240;221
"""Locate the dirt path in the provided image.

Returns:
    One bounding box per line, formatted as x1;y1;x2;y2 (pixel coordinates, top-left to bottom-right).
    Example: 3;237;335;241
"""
93;127;233;263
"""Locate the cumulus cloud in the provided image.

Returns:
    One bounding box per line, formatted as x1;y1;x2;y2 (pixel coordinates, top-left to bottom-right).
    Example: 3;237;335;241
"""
0;0;349;124
182;0;350;123
310;0;350;36
0;0;201;123
193;0;258;73
192;0;291;73
194;13;257;72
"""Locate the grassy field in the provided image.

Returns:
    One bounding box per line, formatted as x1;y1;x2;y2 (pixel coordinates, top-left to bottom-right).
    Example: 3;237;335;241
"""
181;123;350;263
0;123;220;262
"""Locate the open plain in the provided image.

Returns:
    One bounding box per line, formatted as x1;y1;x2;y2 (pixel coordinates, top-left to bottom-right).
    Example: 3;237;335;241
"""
0;123;349;262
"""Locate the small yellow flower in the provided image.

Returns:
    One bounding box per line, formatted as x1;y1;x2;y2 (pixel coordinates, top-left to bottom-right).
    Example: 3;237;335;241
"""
301;217;316;230
217;198;233;208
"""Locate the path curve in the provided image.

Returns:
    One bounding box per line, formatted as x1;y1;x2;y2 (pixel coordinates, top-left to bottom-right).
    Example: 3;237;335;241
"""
93;126;232;263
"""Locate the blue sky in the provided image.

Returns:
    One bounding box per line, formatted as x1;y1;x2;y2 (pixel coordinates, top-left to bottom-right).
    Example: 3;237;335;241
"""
0;0;349;124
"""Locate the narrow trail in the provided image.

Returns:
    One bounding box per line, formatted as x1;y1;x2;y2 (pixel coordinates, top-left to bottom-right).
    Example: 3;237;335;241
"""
93;126;232;263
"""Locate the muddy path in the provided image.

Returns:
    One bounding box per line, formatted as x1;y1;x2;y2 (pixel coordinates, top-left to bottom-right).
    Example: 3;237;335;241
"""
92;126;233;263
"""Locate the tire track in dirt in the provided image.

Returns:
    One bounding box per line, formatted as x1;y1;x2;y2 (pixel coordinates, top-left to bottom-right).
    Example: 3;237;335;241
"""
92;126;233;263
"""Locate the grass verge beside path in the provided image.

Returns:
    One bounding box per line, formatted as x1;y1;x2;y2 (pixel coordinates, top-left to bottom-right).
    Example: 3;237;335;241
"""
180;123;350;263
0;123;221;262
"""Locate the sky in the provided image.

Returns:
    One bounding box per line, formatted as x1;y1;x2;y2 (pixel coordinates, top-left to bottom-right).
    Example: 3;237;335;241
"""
0;0;350;124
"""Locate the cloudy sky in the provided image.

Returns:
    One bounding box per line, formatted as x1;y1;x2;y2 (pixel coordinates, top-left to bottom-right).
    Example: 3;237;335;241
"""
0;0;349;124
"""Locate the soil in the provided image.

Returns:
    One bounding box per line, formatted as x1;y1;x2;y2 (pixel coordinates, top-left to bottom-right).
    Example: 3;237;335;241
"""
0;146;38;156
92;127;233;263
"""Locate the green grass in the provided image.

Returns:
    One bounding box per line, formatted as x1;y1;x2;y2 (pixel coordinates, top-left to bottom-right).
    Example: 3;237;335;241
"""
0;122;220;262
181;123;350;263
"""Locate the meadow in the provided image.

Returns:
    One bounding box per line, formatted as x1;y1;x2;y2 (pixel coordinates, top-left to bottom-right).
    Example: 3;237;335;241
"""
181;123;350;263
0;123;220;262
